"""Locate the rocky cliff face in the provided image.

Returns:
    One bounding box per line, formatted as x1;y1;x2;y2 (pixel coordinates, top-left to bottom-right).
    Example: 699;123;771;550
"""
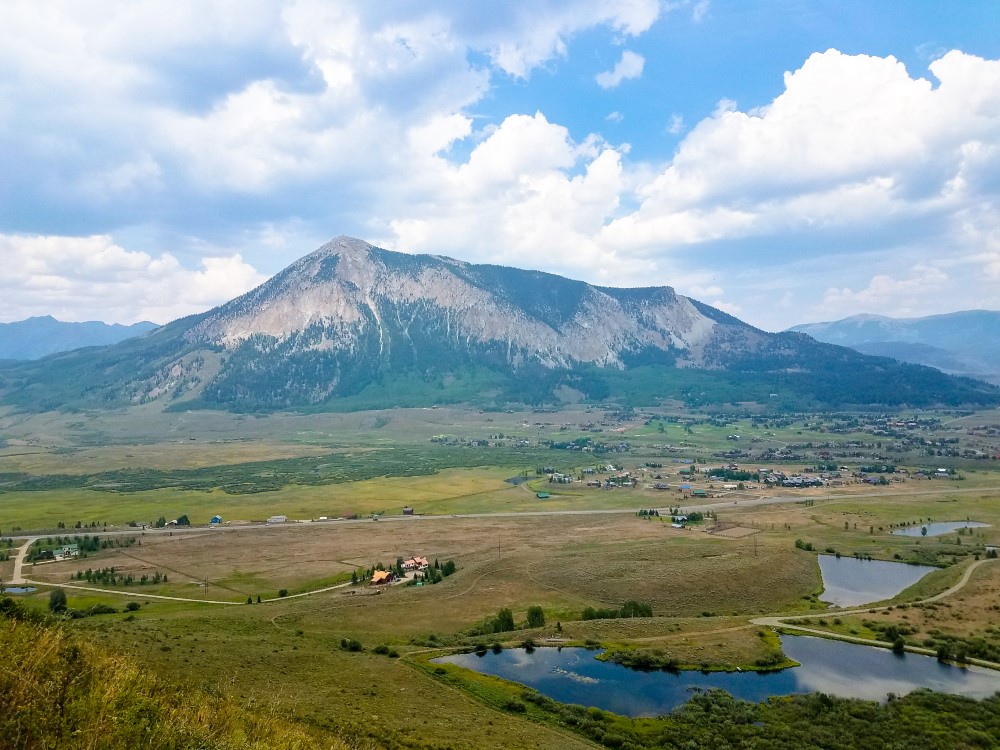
186;236;737;372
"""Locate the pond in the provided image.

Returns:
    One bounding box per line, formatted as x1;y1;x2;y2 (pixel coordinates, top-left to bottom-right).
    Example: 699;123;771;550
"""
892;521;990;537
433;637;1000;718
817;554;937;607
3;586;37;594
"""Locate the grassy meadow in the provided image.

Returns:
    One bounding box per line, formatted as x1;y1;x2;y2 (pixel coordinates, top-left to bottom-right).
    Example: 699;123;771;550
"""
3;402;1000;748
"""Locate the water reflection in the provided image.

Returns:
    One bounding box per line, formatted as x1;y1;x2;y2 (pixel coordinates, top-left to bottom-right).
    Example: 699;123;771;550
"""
434;637;1000;718
892;521;990;537
817;554;937;606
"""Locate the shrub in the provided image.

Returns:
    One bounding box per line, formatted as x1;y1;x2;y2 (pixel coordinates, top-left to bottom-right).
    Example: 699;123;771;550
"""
125;602;141;612
48;588;67;613
492;608;515;633
526;605;545;629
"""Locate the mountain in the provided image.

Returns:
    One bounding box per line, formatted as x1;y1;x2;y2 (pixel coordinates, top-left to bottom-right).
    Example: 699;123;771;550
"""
0;237;997;412
0;316;159;360
789;311;1000;385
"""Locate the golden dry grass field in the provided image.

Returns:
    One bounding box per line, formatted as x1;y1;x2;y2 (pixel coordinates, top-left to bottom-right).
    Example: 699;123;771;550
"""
27;514;818;615
5;403;1000;748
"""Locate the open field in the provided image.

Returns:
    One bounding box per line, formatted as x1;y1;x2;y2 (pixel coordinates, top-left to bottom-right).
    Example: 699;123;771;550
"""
4;402;1000;748
25;514;818;614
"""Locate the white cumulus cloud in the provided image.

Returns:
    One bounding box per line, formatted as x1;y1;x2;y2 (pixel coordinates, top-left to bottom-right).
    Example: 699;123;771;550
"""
595;50;646;89
0;235;267;324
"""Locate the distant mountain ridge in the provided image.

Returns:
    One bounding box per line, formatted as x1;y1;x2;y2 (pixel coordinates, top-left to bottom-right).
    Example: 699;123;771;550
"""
0;237;996;412
788;311;1000;384
0;316;158;360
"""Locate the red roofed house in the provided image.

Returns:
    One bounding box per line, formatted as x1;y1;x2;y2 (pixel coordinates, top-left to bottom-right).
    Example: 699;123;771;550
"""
403;556;430;572
371;570;395;585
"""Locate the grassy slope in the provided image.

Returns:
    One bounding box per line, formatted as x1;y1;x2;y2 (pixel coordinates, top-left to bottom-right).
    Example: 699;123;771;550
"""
0;598;363;750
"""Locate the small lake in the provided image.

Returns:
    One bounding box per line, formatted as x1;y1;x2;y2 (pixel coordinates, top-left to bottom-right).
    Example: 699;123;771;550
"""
817;554;937;607
892;521;991;537
3;586;37;594
434;637;1000;717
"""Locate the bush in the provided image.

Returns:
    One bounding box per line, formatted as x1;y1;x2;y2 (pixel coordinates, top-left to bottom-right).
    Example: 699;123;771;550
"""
493;608;515;633
582;600;653;620
620;600;653;618
48;588;67;613
278;589;288;598
125;602;141;612
526;605;545;629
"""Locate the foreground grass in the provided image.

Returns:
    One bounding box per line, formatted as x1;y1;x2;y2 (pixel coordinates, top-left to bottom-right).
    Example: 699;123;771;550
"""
0;598;365;750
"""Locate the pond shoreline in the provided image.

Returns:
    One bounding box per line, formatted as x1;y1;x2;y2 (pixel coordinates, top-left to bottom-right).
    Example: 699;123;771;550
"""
754;557;1000;672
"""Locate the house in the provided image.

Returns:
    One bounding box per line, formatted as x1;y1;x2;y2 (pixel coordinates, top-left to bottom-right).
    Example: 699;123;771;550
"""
53;544;79;561
210;515;223;524
536;491;550;499
403;556;429;572
267;515;287;524
402;506;414;515
371;570;395;585
691;488;708;498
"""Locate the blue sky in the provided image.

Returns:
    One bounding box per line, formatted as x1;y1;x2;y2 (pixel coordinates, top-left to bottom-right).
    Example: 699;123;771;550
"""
1;1;999;330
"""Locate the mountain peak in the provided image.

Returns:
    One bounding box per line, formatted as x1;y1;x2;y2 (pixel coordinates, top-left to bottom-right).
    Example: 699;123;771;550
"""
182;237;733;373
313;235;375;258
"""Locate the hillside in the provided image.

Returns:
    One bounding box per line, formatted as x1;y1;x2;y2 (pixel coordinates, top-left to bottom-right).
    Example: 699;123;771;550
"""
789;311;1000;384
0;315;158;360
0;237;997;412
0;597;356;749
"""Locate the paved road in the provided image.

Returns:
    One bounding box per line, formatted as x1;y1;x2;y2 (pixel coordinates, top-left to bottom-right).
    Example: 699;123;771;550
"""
673;484;1000;516
10;483;1000;548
